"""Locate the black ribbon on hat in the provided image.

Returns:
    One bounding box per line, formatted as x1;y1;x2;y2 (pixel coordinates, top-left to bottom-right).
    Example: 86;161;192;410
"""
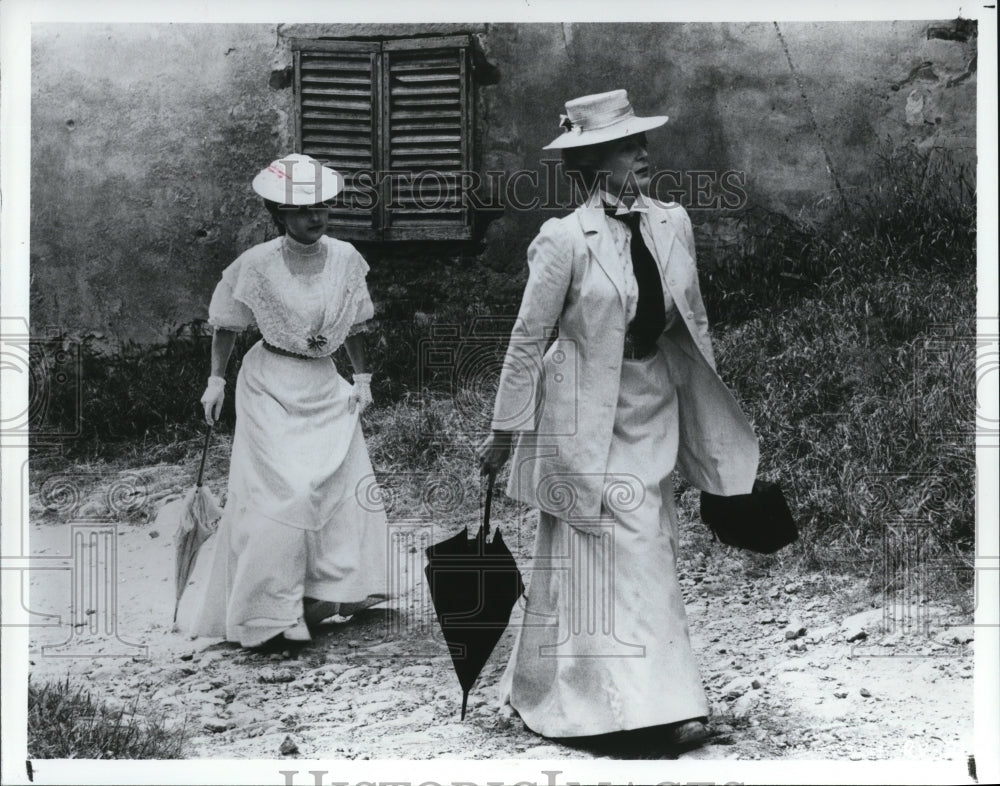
559;114;581;134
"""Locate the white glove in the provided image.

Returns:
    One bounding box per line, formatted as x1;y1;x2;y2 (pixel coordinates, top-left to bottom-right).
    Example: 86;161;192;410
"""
200;376;226;424
349;373;373;414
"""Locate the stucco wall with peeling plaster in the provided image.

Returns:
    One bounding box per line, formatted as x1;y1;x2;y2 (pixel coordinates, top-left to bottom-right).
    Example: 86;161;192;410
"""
29;21;976;340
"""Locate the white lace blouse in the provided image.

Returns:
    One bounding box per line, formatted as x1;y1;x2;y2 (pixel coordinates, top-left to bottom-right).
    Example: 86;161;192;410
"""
208;235;375;357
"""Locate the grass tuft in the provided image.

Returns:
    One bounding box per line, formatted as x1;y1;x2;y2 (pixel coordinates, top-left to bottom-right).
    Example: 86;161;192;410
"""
28;677;188;759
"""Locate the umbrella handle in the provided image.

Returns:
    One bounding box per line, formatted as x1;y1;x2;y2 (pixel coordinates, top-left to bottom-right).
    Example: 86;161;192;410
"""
196;423;213;488
480;471;495;542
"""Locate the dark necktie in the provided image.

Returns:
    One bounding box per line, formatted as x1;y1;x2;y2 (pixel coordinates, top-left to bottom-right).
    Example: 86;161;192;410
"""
607;210;667;355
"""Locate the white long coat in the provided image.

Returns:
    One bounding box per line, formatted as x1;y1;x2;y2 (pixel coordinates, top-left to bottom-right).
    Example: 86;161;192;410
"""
491;199;759;525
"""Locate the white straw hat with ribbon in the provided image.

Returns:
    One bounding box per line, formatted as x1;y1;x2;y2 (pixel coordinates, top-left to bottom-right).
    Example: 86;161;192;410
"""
542;89;668;150
251;153;342;205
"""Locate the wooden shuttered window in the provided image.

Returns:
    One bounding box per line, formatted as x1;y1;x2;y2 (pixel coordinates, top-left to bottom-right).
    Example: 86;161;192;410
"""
293;36;474;242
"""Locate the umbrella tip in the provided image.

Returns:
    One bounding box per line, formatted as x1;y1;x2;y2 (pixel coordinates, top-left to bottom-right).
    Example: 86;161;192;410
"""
461;691;469;721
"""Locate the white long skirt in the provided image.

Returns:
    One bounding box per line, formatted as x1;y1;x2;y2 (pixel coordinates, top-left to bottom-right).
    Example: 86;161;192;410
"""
184;342;389;647
498;349;709;737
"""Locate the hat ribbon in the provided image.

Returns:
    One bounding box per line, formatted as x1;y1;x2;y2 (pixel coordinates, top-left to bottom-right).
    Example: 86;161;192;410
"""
267;163;290;179
559;114;582;135
561;103;636;134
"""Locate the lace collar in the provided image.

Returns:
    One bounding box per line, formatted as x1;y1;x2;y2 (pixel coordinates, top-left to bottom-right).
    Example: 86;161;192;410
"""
281;235;326;260
282;235;326;274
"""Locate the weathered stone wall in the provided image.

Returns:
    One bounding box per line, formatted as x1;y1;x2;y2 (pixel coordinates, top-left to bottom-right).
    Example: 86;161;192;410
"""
29;21;976;340
31;24;291;340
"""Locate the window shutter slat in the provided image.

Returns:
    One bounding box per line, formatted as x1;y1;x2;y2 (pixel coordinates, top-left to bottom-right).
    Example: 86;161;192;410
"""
394;73;460;84
390;85;461;96
389;110;462;120
391;135;462;144
391;121;461;131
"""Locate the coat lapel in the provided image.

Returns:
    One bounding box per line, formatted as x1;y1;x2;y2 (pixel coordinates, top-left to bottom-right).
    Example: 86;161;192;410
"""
648;206;697;317
647;208;678;282
577;205;627;312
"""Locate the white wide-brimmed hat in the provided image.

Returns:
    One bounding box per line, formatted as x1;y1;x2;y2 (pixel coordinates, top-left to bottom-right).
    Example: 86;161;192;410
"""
251;153;342;205
543;89;668;150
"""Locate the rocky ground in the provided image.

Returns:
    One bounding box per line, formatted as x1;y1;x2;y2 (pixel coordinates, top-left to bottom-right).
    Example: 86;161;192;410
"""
24;458;976;765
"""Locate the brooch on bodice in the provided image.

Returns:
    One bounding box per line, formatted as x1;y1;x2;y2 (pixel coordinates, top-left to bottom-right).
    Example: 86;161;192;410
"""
307;334;328;350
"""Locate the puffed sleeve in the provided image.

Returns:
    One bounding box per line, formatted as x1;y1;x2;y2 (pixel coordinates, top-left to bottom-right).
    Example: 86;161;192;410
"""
346;250;375;336
491;217;574;432
208;255;255;331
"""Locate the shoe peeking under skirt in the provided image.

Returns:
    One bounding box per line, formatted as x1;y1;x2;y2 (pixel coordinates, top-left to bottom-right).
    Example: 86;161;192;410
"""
282;617;312;642
665;719;709;748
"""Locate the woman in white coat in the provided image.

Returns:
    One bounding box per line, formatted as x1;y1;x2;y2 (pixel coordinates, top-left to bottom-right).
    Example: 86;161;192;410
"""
478;91;759;746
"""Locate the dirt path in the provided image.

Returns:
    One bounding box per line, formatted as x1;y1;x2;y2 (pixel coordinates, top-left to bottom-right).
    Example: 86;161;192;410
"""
26;463;975;763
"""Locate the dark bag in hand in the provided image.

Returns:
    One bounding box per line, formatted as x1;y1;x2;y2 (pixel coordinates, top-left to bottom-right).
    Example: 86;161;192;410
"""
700;480;798;554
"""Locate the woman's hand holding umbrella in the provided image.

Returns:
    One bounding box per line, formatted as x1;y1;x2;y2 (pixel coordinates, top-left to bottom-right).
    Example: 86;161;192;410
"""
200;376;226;424
477;430;514;477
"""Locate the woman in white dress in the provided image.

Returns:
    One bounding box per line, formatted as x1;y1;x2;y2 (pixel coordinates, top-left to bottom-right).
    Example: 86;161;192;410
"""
189;154;389;648
478;91;760;746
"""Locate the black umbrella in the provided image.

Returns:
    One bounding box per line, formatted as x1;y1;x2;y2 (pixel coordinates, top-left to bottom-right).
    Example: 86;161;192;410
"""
424;473;524;720
700;479;798;553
